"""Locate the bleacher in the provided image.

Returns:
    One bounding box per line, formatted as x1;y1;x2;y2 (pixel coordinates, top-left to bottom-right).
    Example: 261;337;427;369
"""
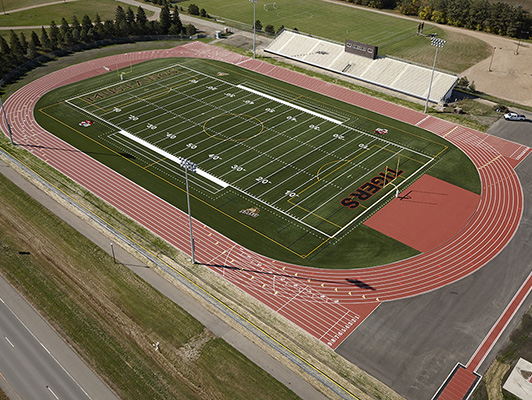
264;30;457;103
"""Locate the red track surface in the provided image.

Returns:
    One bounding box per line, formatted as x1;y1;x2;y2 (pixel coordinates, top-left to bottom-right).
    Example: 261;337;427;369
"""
364;175;481;252
1;42;530;350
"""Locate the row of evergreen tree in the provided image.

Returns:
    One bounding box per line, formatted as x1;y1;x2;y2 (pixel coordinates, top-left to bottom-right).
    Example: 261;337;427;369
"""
340;0;532;38
0;5;196;77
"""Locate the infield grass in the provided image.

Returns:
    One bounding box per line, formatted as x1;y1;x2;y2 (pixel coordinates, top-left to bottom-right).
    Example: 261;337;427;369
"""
35;57;480;268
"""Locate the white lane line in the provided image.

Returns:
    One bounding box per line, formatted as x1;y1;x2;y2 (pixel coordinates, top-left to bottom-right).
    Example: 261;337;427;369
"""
4;336;14;347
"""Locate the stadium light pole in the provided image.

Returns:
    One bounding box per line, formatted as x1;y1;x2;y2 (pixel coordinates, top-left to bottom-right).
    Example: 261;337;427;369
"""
0;96;14;145
424;37;446;114
250;0;258;58
178;157;198;264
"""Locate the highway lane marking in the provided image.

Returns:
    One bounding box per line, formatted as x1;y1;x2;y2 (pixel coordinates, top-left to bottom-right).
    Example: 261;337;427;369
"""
4;336;14;348
47;385;59;399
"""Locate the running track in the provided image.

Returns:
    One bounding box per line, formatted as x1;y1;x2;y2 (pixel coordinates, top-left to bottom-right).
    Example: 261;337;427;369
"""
1;42;530;354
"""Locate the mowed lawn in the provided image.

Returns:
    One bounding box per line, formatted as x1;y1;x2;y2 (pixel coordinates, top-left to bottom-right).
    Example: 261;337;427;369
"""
178;0;490;72
0;0;153;27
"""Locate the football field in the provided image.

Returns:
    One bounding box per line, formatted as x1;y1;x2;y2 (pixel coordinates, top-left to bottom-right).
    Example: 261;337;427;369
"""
36;57;478;267
64;62;435;239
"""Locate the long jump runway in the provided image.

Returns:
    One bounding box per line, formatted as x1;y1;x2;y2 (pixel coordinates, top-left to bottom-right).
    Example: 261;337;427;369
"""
1;42;530;367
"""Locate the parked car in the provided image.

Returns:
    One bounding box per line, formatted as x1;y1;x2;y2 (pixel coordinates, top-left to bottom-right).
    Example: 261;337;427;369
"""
504;112;526;121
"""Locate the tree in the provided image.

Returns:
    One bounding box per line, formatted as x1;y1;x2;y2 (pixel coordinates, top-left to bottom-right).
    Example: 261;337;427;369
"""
185;23;196;35
0;36;10;72
30;31;41;48
126;7;135;25
265;24;275;35
49;21;60;49
19;32;28;54
255;20;263;31
172;5;183;33
71;15;81;33
276;25;285;34
9;30;25;62
81;15;93;32
104;19;116;38
446;0;470;27
27;41;37;59
0;35;10;56
115;6;126;26
72;28;80;43
125;7;136;34
397;0;421;15
188;4;200;15
40;26;51;50
200;8;208;18
93;13;104;39
160;4;171;34
60;17;72;45
80;27;89;43
136;6;148;33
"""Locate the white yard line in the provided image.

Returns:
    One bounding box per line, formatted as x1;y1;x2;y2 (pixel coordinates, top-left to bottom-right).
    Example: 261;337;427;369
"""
237;85;344;125
117;130;229;188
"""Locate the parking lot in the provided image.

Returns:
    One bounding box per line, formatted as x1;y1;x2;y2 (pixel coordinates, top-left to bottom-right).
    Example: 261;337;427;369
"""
489;109;532;147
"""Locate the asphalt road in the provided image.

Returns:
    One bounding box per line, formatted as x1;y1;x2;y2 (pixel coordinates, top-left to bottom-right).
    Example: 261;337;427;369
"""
337;117;532;399
0;274;117;400
0;158;327;400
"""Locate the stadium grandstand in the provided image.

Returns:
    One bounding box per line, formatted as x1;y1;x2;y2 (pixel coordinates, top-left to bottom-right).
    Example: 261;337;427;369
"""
264;29;457;104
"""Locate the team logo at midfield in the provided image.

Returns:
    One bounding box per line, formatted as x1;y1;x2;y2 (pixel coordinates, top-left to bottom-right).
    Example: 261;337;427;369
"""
240;206;260;218
79;120;94;127
217;72;229;76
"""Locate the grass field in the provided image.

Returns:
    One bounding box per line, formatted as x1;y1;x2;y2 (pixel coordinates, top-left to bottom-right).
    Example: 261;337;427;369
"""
36;57;480;268
0;169;299;400
1;0;66;11
177;0;490;72
0;0;153;27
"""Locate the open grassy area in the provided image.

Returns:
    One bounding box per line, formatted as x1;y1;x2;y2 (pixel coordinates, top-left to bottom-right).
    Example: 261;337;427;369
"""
0;163;300;400
178;0;490;73
35;56;480;268
1;0;68;12
0;0;153;27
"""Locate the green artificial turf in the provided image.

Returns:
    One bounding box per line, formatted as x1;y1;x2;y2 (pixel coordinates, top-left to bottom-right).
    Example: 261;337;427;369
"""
35;57;480;268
